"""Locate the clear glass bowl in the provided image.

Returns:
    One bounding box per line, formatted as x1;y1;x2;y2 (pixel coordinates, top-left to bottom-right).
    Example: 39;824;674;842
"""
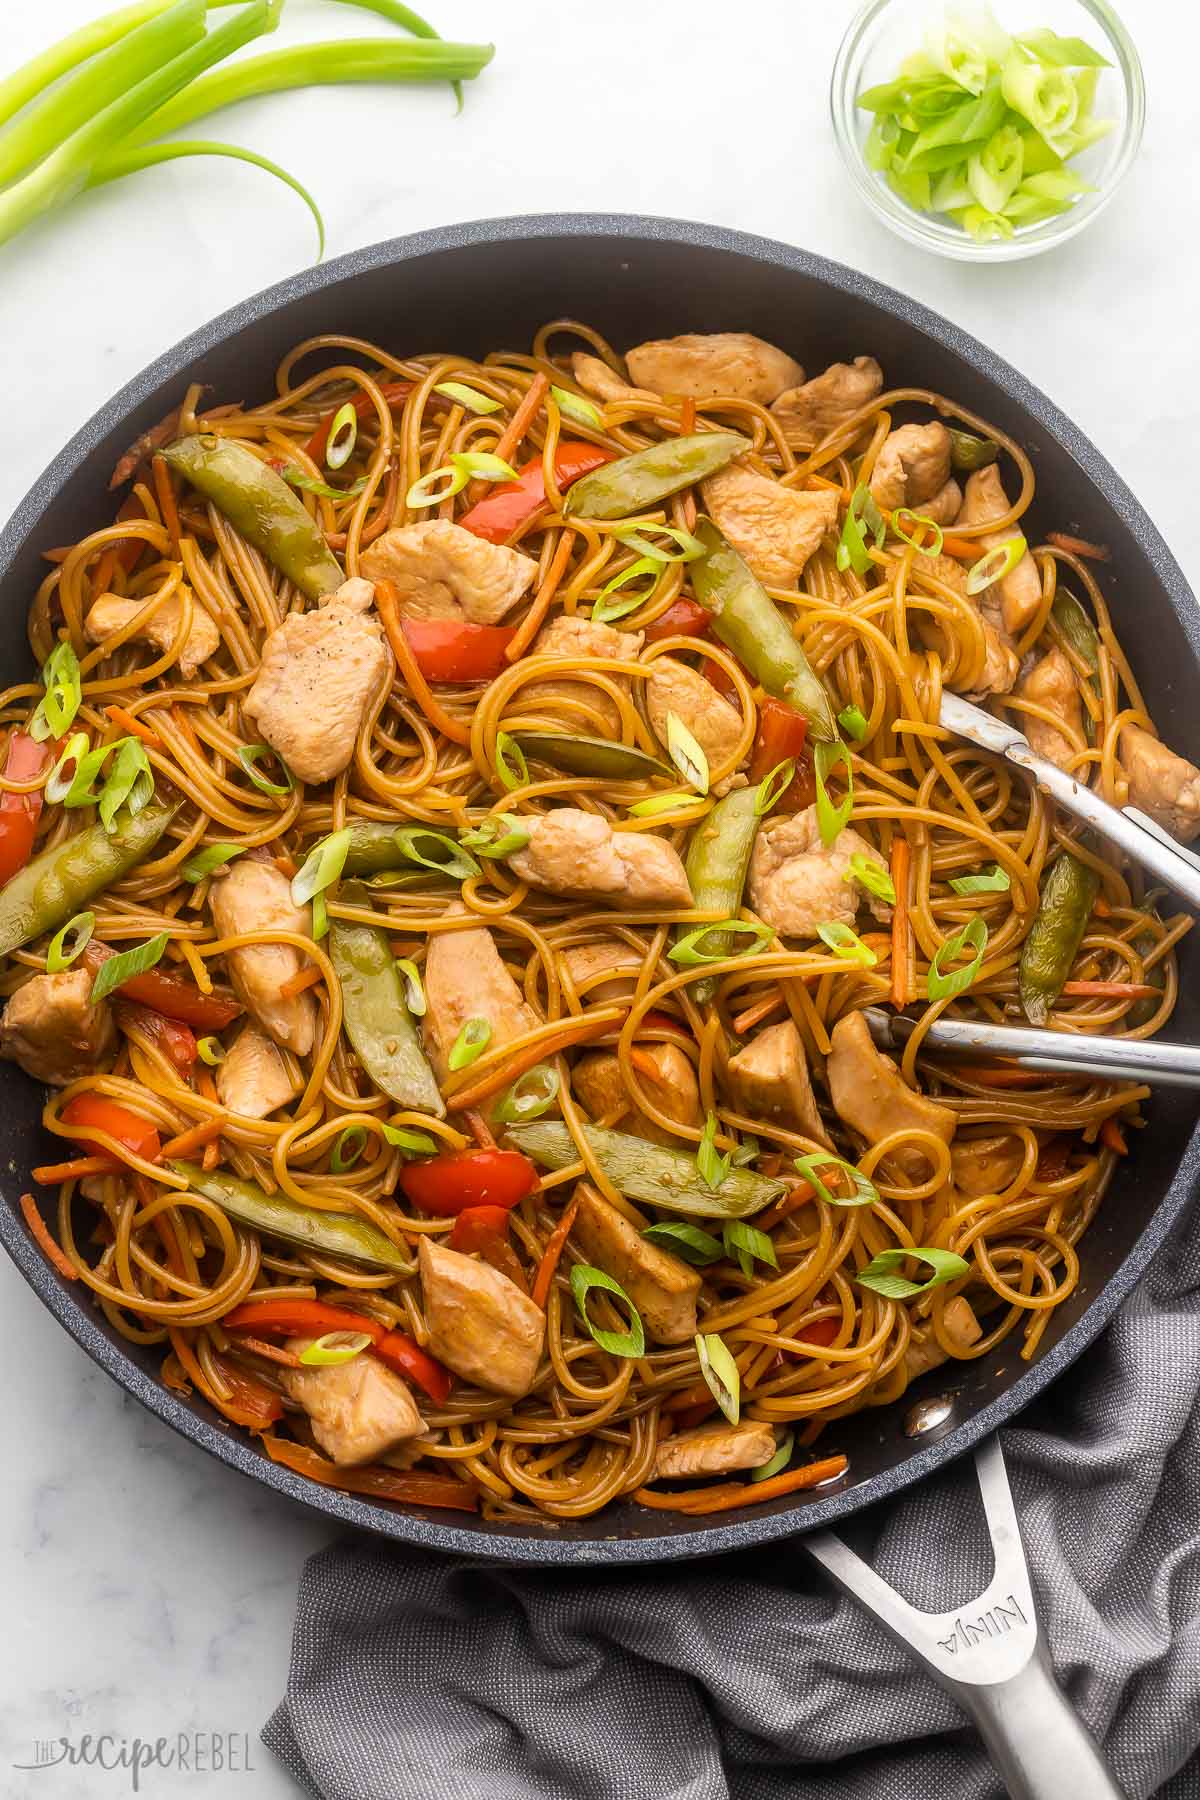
830;0;1145;261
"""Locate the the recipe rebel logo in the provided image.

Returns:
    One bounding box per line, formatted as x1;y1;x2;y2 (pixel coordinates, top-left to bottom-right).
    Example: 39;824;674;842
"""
12;1732;256;1791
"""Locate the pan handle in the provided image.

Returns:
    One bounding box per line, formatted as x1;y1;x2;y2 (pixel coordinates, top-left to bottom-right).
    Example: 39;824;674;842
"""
803;1437;1127;1800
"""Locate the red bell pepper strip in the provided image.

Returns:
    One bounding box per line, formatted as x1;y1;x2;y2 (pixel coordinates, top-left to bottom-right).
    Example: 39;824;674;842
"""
642;599;711;645
458;442;615;544
212;1356;285;1428
114;1000;197;1074
400;619;517;683
750;698;815;811
60;1094;161;1163
397;1148;538;1217
704;660;741;703
224;1298;385;1340
0;732;50;887
373;1330;454;1404
303;381;413;464
797;1315;840;1348
449;1204;513;1252
82;942;242;1031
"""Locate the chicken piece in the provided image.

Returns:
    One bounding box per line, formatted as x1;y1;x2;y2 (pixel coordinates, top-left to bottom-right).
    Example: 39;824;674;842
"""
625;332;804;404
418;1237;544;1399
771;356;884;442
644;657;745;783
209;858;316;1056
1018;648;1083;773
361;520;537;625
654;1419;778;1481
572;1183;700;1345
0;969;115;1086
242;577;390;786
957;466;1042;637
869;422;961;525
518;613;644;736
826;1010;956;1178
279;1340;425;1467
700;463;839;589
726;1019;833;1149
215;1022;302;1120
909;549;1018;698
950;1136;1024;1197
561;940;643;1004
1121;724;1200;843
748;807;891;941
569;352;656;406
904;1296;982;1382
85;589;220;679
422;903;537;1085
507;809;693;909
573;1042;702;1147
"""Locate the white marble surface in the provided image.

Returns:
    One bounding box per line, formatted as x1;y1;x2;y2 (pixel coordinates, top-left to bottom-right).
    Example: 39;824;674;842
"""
0;0;1197;1793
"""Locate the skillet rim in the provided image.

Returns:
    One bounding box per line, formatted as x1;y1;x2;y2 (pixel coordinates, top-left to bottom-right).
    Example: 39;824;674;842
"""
1;211;1197;1565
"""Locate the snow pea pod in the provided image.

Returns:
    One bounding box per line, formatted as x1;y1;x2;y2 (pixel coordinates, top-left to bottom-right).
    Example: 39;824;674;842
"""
328;902;444;1116
162;435;344;600
512;732;672;782
564;432;749;520
1018;850;1100;1025
0;798;177;958
679;786;762;1006
691;517;838;742
171;1161;414;1273
506;1121;787;1220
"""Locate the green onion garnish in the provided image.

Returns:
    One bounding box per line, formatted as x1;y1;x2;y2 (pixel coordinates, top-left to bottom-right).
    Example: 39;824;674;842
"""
626;794;698;821
845;852;896;905
966;536;1027;594
754;759;796;817
237;744;294;796
669;918;774;968
448;1016;491;1072
609;523;706;564
45;733;98;806
697;1110;732;1191
641;1221;724;1266
298;1330;373;1367
816;921;877;967
406;450;520;510
722;1219;778;1278
814;739;853;847
196;1036;225;1066
571;1264;645;1358
591;556;660;627
794;1152;879;1209
665;711;710;796
927;916;988;1000
459;813;531;859
283;468;368;501
90;931;170;1004
494;732;529;793
949;864;1011;896
45;910;95;973
291;829;353;917
856;1246;971;1299
98;736;154;832
324;401;358;471
550;384;602;429
393;958;426;1017
695;1331;739;1424
838;704;869;742
750;1429;794;1483
433;381;500;414
30;640;82;743
892;509;944;558
381;1122;438;1157
181;843;245;884
331;1123;368;1172
390;826;479;881
494;1063;560;1124
836;484;886;576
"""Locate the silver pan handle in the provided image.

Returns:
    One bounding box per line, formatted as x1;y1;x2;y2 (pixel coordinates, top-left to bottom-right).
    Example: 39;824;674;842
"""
803;1437;1126;1800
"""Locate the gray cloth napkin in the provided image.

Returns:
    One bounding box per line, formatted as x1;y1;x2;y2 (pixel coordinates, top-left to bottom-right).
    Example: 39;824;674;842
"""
264;1205;1200;1800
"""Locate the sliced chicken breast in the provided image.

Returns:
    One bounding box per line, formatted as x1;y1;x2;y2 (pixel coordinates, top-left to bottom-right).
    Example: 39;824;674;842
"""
216;1021;302;1120
561;940;644;1004
958;466;1042;637
1018;648;1083;773
422;903;537;1085
726;1019;833;1149
280;1341;425;1466
654;1420;778;1480
572;1182;700;1345
644;657;745;783
748;806;891;940
1121;724;1200;843
625;333;804;404
0;969;115;1086
771;357;884;442
869;422;961;526
85;589;219;679
361;520;537;623
909;549;1018;698
826;1010;956;1178
418;1237;544;1398
209;858;316;1057
572;1042;702;1146
700;463;839;589
904;1296;982;1381
569;352;656;406
518;613;644;736
507;809;693;909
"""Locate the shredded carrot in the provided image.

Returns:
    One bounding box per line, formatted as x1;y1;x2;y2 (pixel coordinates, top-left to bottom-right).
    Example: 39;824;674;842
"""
1060;980;1158;1000
505;528;575;661
679;397;696;434
161;1116;225;1159
1048;530;1110;562
375;579;472;746
272;851;298;878
890;836;911;1008
92;547;120;596
463;1108;496;1149
104;704;161;747
171;704;201;751
152;454;181;551
279;963;323;999
731;992;785;1035
446;1015;617;1112
531;1194;580;1310
629;1047;667;1085
490;371;550;469
1092;896;1111;917
757;1178;817;1230
1100;1117;1128;1155
33;1154;121;1184
937;534;981;559
20;1191;78;1281
260;1434;478;1511
235;1335;303;1367
633;1453;848;1514
962;1066;1055;1088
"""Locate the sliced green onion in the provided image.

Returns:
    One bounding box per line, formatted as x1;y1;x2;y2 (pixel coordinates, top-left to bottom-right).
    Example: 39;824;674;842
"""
393;958;426;1016
381;1122;439;1157
838;704;869;742
695;1331;739;1425
570;1264;645;1358
408;448;521;509
98;736;153;832
237;744;293;796
181;842;245;884
331;1124;368;1172
856;1246;970;1299
63;740;119;810
668;918;774;968
1014;29;1110;69
729;1133;760;1169
45;910;95;973
641;1221;723;1266
494;732;529;793
723;1218;778;1278
948;429;999;473
448;1016;491;1072
845;852;896;905
928;915;988;1001
44;732;90;804
967;121;1024;214
30;640;82;742
750;1429;794;1483
892;509;944;558
966;536;1027;595
814;739;854;847
794;1151;879;1209
817;921;877;967
324;401;357;471
949;864;1011;896
836;484;886;576
754;760;796;817
609;523;706;564
591;556;660;627
196;1036;225;1066
90;931;170;1004
298;1330;373;1367
626;793;701;820
283;468;367;501
433;381;501;414
494;1063;560;1124
390;826;479;881
666;711;709;796
697;1110;732;1191
550;384;602;429
453;450;520;483
459;813;531;859
291;828;353;909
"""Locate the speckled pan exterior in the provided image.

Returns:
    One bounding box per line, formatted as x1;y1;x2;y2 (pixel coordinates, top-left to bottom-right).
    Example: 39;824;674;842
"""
1;215;1196;1564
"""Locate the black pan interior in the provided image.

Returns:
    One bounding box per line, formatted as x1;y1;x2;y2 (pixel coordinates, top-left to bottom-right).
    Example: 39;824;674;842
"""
1;215;1197;1563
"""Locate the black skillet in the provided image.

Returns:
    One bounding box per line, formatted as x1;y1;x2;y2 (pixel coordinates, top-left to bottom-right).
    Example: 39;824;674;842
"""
0;216;1195;1786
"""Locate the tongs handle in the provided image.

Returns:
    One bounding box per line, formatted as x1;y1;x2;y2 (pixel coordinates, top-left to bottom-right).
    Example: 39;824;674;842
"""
804;1438;1127;1800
